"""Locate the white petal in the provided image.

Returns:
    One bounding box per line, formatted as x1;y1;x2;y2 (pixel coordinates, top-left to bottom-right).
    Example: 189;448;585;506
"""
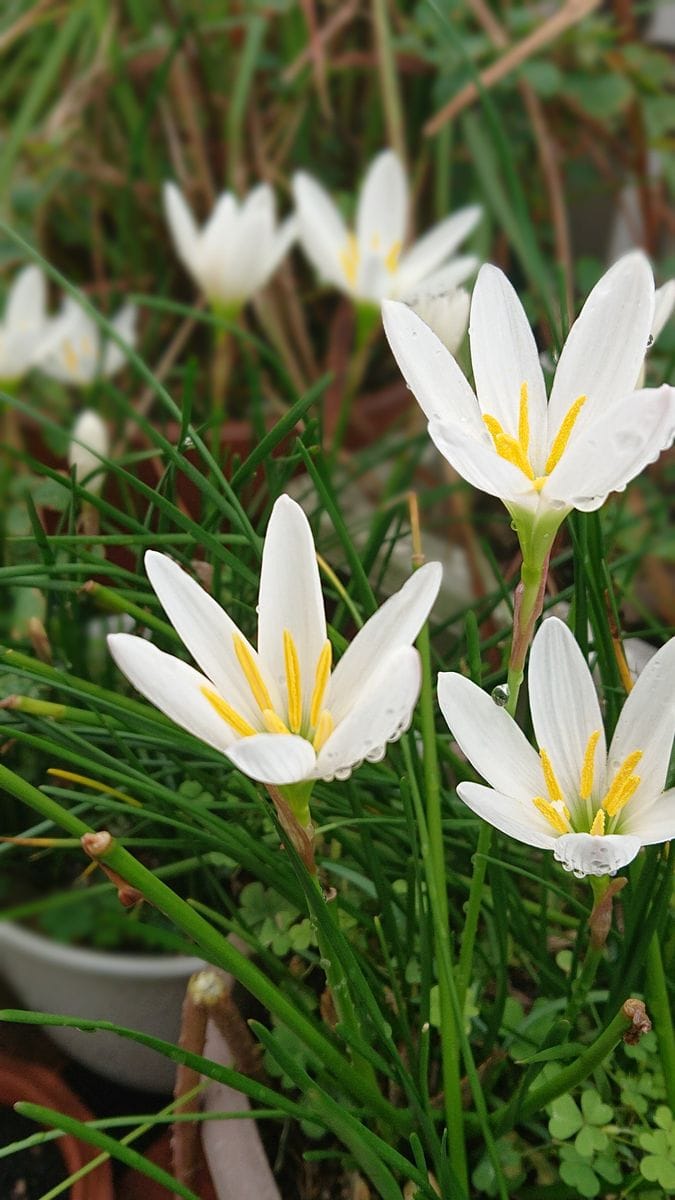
163;183;201;271
456;782;556;849
428;419;538;507
409;255;479;294
6;265;47;328
403;287;470;356
328;562;442;723
381;299;483;432
293;172;350;290
265;214;299;279
652;280;675;344
107;634;237;753
470;264;548;467
257;496;326;724
144;551;272;723
528;617;606;814
547;252;654;436
608;635;675;817
437;671;544;800
396;207;481;292
225;733;317;786
101;304;137;377
543;385;675;511
356;150;408;259
553;832;641;877
68;410;110;488
625;787;675;844
314;645;421;781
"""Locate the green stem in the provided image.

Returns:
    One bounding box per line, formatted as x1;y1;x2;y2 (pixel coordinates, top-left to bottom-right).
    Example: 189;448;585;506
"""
0;763;405;1133
645;933;675;1110
330;304;379;460
505;545;551;717
371;0;407;163
456;822;492;1009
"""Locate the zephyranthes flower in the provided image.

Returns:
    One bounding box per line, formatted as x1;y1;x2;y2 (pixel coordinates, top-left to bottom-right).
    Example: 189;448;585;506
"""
293;149;480;305
438;617;675;877
37;299;137;385
383;253;675;535
109;496;441;801
163;182;297;309
68;410;109;494
0;266;49;383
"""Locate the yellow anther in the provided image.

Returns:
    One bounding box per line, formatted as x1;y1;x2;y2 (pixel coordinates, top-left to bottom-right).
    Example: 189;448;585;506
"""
545;394;587;474
532;796;569;835
601;750;643;817
589;808;606;837
539;748;564;805
384;239;402;273
483;413;535;480
580;730;601;800
482;413;505;441
339;233;360;287
262;708;290;735
309;641;332;728
233;635;273;713
283;629;302;733
312;709;334;752
63;341;78;372
201;687;256;738
518;382;530;455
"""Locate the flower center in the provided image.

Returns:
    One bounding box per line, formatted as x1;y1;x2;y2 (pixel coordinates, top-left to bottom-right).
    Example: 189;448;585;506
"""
531;732;643;837
201;632;334;752
340;234;360;287
482;383;587;492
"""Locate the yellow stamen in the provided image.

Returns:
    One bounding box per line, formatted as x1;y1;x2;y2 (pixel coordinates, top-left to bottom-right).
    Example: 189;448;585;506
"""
601;750;643;817
545;394;587;474
579;730;601;800
532;796;569;835
518;382;529;455
309;640;332;728
384;239;402;273
63;341;78;372
201;686;256;737
589;808;606;837
494;433;535;479
312;709;334;752
482;413;505;441
339;233;359;287
262;708;290;735
233;634;273;712
283;629;302;733
539;748;564;804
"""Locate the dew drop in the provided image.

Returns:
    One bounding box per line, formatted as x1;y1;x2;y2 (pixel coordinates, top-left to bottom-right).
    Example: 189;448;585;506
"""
491;683;510;707
646;333;654;348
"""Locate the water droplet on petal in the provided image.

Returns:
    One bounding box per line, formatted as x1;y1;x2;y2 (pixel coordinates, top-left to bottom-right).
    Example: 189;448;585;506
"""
646;333;654;348
491;683;510;707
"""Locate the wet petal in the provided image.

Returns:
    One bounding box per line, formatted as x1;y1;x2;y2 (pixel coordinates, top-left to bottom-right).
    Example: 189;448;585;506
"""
456;783;556;850
429;419;538;508
225;732;317;786
608;635;675;817
625;787;675;844
553;832;641;877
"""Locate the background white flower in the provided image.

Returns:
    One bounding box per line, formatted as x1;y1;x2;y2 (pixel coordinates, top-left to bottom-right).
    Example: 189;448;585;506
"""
37;299;137;385
163;182;297;308
293;149;480;305
68;409;110;493
383;253;675;521
0;266;49;382
109;495;441;788
438;617;675;878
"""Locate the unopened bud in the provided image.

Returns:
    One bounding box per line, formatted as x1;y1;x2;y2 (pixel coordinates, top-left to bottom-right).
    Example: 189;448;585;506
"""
622;998;651;1044
404;287;470;355
68;410;109;493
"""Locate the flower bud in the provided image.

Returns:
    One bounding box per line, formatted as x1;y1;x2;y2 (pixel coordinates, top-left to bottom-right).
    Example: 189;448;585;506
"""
68;409;109;493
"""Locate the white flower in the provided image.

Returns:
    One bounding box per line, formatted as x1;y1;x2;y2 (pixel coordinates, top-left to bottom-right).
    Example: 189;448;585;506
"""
293;149;480;305
37;299;137;385
651;280;675;346
438;617;675;878
383;253;675;523
68;410;109;492
404;286;470;356
108;496;441;788
0;266;49;382
163;182;297;308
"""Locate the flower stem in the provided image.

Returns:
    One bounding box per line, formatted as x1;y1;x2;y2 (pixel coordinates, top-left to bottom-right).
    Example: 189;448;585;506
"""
329;303;380;461
456;821;492;1009
505;535;553;717
645;932;675;1110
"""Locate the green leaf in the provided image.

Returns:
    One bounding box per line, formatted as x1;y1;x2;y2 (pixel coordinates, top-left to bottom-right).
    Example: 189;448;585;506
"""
549;1094;584;1140
580;1088;613;1126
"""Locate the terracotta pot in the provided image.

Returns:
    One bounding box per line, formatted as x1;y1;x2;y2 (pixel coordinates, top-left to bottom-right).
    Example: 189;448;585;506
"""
0;1051;114;1199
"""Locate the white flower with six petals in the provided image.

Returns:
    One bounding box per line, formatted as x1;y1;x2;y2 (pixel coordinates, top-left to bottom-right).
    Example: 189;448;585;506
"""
37;298;137;386
0;266;49;382
438;617;675;878
108;496;441;791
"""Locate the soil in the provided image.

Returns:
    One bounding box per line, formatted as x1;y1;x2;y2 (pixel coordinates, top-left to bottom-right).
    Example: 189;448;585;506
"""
0;1108;69;1199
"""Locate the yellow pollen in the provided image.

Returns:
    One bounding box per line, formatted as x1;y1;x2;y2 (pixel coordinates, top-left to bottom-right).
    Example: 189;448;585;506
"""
539;748;564;805
340;233;359;287
545;394;587;475
283;629;302;733
312;709;334;752
532;796;569;834
63;340;78;372
518;382;530;455
494;433;535;480
262;708;290;735
601;750;643;817
384;239;402;273
589;808;606;836
580;730;601;800
233;635;273;712
532;476;546;492
309;640;332;728
201;686;256;738
482;413;504;441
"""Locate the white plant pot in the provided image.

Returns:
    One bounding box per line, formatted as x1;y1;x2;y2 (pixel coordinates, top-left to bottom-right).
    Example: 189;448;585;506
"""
0;920;203;1092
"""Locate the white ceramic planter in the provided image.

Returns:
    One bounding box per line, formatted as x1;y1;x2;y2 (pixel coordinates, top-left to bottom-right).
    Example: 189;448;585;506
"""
0;920;203;1092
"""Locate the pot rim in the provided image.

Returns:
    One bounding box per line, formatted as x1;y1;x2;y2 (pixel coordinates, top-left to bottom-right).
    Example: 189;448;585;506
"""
0;918;204;978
